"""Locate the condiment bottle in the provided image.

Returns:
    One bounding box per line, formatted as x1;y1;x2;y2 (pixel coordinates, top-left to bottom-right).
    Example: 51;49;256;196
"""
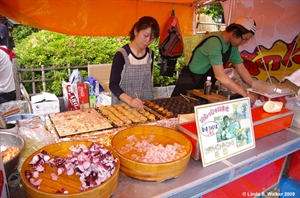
204;76;212;95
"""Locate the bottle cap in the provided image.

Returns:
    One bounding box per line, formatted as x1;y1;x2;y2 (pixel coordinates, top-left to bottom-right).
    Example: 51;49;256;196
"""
207;76;211;81
274;88;281;94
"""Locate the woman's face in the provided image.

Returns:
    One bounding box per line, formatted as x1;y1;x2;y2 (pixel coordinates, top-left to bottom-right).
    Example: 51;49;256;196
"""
231;32;254;46
135;27;155;49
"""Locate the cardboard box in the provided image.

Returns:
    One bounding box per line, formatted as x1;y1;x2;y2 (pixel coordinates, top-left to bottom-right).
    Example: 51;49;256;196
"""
176;106;294;161
62;82;90;110
87;64;111;92
31;92;60;115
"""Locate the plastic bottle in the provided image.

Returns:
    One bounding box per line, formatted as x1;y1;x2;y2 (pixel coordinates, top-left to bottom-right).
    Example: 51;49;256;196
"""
204;76;212;95
95;81;100;95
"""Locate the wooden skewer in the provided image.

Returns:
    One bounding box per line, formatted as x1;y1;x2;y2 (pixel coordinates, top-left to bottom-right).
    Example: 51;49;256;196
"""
135;92;145;110
180;93;190;102
135;92;139;98
182;94;198;101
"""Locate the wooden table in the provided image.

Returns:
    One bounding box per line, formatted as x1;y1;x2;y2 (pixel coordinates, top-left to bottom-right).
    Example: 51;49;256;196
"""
187;89;228;103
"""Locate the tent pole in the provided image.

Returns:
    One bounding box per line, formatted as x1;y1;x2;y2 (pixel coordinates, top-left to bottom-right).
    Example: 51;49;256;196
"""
227;0;233;26
279;32;300;85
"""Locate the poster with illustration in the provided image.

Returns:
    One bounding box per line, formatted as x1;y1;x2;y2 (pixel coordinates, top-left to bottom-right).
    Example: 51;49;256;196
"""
195;98;255;167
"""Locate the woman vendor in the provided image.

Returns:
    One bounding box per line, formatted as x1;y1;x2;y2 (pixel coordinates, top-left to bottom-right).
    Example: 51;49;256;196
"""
171;16;258;104
109;16;160;110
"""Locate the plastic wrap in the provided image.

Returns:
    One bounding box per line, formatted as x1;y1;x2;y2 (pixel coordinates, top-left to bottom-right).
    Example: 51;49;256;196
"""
217;68;250;94
285;96;300;128
69;69;83;83
17;117;56;171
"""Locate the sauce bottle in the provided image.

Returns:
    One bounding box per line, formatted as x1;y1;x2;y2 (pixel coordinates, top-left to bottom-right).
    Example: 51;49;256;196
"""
204;76;212;95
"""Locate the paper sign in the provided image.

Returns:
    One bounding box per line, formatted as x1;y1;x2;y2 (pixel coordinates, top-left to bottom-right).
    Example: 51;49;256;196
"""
194;98;255;167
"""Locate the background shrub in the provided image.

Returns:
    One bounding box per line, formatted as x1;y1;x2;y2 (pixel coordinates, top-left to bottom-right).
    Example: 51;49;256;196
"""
13;29;184;96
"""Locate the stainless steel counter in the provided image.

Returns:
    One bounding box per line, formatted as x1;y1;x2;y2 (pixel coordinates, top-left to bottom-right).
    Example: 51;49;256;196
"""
9;127;300;198
112;127;300;198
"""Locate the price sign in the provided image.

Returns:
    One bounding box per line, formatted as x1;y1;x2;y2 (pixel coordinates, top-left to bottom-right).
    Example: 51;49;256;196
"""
194;98;255;167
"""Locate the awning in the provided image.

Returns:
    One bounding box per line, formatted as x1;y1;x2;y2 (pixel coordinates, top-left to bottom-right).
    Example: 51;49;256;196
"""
0;0;204;36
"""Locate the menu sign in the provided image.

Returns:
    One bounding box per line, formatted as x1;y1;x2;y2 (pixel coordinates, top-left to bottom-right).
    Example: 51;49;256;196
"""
194;98;255;167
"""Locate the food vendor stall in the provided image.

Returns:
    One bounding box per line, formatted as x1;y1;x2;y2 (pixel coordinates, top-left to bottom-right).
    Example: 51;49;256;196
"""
1;0;300;197
2;90;299;197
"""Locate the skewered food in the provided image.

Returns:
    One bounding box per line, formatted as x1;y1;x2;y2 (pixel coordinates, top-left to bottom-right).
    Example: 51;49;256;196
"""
97;103;156;127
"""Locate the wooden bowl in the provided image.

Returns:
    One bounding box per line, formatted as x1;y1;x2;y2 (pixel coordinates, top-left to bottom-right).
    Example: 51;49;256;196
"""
20;141;120;198
111;125;192;182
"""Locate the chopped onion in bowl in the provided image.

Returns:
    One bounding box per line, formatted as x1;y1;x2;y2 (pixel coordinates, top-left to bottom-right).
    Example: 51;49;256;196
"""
24;143;118;192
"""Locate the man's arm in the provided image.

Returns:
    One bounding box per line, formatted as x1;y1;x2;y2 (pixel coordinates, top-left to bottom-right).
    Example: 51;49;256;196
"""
212;64;257;103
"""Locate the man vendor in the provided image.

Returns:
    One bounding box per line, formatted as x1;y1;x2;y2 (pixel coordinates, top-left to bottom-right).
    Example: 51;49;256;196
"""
171;16;258;104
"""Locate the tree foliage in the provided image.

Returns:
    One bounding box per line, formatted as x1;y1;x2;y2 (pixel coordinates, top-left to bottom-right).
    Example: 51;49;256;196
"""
13;28;183;96
11;25;39;46
201;1;224;23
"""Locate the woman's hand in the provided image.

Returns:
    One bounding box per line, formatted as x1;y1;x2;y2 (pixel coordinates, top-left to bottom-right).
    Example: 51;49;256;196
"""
119;93;144;110
129;98;144;110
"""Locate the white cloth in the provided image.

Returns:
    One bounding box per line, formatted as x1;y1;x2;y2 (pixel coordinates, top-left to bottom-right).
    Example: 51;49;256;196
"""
0;49;15;93
283;69;300;87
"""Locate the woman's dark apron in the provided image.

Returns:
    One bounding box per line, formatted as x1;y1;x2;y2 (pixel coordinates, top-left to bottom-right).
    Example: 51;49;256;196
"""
171;36;232;97
111;48;154;104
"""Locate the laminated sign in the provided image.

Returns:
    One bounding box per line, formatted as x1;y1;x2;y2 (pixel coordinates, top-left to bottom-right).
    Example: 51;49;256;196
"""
194;98;255;167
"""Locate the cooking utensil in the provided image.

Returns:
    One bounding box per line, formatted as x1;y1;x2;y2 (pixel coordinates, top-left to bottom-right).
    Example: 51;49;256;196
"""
0;113;7;129
181;94;198;101
180;93;190;102
0;131;25;177
3;108;20;117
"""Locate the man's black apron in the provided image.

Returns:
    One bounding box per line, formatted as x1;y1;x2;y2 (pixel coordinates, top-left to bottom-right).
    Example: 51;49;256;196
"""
171;36;232;97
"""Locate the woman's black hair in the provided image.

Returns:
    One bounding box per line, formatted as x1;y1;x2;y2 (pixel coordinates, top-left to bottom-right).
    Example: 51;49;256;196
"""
129;16;160;41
